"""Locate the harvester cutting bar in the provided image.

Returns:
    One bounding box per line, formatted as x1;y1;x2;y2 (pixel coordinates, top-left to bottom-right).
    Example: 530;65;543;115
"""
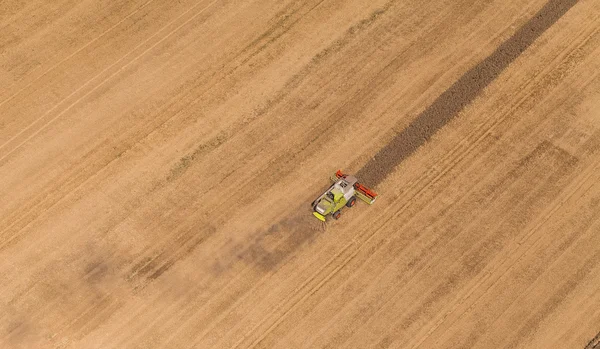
354;183;377;202
335;170;377;205
354;183;377;205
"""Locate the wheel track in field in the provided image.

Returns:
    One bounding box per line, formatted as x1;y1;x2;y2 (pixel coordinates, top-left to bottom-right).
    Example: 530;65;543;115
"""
118;4;408;334
337;12;600;349
307;139;581;348
198;1;540;346
320;16;600;349
0;0;157;109
140;1;422;345
382;16;600;348
253;43;600;345
0;5;327;339
0;0;220;162
215;0;498;277
228;0;584;347
91;0;333;286
0;3;343;340
0;0;587;346
110;1;433;344
0;0;323;251
219;0;528;345
116;0;464;303
415;62;600;349
161;2;596;342
0;0;322;161
0;0;319;232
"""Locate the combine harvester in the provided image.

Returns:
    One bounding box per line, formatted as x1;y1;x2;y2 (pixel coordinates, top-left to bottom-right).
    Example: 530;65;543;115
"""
311;170;377;221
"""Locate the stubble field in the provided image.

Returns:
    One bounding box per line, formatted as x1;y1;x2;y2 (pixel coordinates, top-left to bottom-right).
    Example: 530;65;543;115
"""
1;0;600;348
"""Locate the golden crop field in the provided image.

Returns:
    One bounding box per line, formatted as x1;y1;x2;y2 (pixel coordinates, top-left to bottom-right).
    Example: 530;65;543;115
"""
1;0;600;348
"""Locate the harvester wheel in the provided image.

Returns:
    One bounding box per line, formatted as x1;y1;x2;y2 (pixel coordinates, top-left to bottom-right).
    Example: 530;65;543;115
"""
346;196;356;208
333;211;341;220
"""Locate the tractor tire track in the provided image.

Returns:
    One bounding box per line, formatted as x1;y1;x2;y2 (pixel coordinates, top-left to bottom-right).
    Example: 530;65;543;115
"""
224;1;588;346
142;2;579;345
0;0;221;162
0;0;317;253
2;0;598;347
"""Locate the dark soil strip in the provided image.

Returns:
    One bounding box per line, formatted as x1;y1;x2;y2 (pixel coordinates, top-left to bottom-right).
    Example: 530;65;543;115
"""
356;0;579;186
585;330;600;349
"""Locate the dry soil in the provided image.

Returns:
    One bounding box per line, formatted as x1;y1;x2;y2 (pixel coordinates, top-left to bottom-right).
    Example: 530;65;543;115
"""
1;0;600;348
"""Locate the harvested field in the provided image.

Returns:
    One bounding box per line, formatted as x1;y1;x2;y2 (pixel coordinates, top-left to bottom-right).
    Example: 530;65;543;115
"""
1;0;600;348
